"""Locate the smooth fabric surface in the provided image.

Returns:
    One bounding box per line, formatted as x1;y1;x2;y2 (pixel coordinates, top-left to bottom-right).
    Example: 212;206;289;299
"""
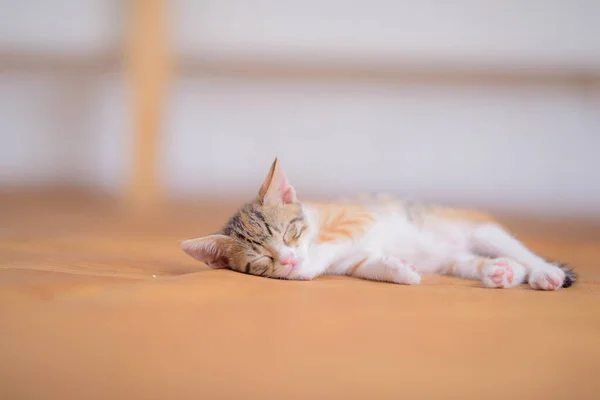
1;192;599;399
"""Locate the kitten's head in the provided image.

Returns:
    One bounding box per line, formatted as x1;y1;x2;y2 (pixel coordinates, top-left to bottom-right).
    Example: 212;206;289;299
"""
181;158;312;280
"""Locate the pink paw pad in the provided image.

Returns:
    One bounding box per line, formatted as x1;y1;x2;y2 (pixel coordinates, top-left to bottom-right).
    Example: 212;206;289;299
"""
487;261;515;287
483;259;526;289
506;267;514;283
547;276;559;287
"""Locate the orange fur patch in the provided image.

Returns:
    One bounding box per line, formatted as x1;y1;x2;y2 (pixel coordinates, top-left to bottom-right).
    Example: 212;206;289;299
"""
429;207;496;224
308;203;375;243
348;257;368;275
476;258;486;273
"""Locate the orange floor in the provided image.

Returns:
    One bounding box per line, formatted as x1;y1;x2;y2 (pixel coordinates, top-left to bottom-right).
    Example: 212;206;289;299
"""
1;191;599;399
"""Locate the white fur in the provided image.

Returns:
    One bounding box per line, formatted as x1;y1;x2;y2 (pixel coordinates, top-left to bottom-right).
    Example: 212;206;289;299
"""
284;203;566;290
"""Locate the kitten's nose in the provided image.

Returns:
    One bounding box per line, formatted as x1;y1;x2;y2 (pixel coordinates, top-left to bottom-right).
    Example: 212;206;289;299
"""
280;254;297;267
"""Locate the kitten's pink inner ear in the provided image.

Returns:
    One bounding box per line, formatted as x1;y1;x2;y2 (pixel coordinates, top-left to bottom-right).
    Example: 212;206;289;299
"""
258;158;298;205
180;235;231;269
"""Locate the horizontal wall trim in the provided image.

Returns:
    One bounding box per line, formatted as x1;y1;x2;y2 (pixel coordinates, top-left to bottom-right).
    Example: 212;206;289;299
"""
178;57;600;86
1;51;599;86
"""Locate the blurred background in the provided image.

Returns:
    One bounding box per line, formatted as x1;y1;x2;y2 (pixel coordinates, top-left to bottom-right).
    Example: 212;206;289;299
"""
1;0;599;219
3;4;600;398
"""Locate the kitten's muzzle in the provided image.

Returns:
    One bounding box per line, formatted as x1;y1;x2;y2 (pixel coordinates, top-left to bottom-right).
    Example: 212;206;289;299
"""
280;254;297;268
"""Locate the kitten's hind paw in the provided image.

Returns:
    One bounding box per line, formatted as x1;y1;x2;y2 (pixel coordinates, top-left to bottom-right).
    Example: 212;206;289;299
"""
528;265;566;291
481;258;526;289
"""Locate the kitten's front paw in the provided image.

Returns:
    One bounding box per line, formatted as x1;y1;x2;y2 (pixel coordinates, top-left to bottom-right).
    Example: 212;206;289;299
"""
481;258;526;288
391;259;421;285
529;265;565;291
289;273;316;281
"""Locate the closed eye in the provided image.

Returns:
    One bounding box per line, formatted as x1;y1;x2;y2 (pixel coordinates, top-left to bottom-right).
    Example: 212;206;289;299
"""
248;255;274;265
293;226;306;239
284;219;306;243
247;256;274;276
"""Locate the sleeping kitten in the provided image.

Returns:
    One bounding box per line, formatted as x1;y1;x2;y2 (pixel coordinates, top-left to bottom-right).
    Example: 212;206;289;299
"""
181;158;575;290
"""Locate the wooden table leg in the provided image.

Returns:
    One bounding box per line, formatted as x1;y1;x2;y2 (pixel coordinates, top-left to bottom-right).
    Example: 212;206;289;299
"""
124;0;171;212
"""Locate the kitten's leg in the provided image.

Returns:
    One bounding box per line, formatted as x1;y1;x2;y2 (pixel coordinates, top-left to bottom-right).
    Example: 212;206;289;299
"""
444;255;527;288
348;255;421;285
470;223;566;290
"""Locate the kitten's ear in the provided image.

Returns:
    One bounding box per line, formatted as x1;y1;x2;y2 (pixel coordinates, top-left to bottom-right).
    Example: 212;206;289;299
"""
257;158;297;205
180;234;236;269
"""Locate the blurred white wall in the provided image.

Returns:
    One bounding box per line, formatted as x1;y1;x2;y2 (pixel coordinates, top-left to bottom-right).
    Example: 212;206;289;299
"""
174;0;600;71
1;0;599;217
